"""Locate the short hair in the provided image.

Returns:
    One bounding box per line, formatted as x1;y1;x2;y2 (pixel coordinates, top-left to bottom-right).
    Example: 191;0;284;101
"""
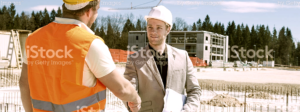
62;0;99;19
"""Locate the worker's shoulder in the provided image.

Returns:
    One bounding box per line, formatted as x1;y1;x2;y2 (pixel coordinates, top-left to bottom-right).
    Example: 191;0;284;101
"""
71;27;103;39
168;44;187;55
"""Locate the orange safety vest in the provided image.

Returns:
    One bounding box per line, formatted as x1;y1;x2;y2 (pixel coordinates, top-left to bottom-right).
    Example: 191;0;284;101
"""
26;22;106;112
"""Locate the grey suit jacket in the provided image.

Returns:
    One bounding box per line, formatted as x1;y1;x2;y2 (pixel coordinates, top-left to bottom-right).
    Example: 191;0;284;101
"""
124;44;201;112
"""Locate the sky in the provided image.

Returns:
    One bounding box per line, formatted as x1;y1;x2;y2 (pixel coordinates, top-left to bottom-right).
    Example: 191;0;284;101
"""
1;0;300;44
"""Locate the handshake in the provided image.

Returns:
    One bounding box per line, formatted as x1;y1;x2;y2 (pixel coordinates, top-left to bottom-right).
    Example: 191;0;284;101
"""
128;97;141;112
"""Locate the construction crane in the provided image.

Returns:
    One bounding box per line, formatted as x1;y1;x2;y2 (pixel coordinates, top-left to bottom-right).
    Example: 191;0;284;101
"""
109;0;162;10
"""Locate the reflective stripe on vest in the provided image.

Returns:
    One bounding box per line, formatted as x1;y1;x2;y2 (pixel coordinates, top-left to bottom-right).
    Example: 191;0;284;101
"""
31;90;106;112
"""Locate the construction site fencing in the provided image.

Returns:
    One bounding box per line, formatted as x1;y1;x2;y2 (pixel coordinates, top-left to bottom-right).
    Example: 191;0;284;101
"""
199;83;300;112
1;68;300;111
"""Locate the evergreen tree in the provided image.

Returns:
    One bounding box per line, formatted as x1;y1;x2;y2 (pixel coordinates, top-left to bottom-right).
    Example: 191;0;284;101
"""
13;14;21;29
243;25;251;48
213;22;221;34
196;19;202;31
42;8;50;26
29;11;36;31
106;20;114;48
0;6;8;30
99;25;106;40
120;19;135;50
136;19;142;31
220;23;225;35
192;22;197;31
7;3;16;29
272;27;278;62
257;25;265;49
171;23;177;31
202;15;213;31
20;11;29;30
250;25;257;50
34;11;42;29
236;24;242;47
50;9;56;22
277;27;286;64
56;7;62;17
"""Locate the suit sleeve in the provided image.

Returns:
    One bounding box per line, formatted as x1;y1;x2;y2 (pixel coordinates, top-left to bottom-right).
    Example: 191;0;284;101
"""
182;51;201;111
122;55;139;111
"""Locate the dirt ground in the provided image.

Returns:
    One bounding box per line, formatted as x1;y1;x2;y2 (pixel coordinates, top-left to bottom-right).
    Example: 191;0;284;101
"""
195;68;300;85
200;93;243;107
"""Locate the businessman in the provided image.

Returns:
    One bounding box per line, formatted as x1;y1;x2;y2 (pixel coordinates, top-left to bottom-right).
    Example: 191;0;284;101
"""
124;5;201;112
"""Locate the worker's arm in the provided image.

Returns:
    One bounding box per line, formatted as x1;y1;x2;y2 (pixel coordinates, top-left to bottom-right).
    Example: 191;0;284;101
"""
98;69;141;103
86;39;141;105
19;63;33;112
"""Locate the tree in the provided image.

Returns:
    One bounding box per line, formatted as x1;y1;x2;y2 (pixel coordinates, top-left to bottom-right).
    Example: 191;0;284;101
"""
42;8;50;27
56;7;62;17
50;9;56;22
13;14;21;29
202;15;213;31
7;3;16;29
174;17;187;31
277;27;286;64
272;27;278;62
136;19;142;31
28;11;36;31
220;23;225;35
236;24;242;47
33;11;42;30
192;22;197;31
257;25;266;49
106;20;114;48
20;11;29;30
171;23;177;31
196;19;202;31
213;22;221;34
0;6;8;30
250;25;257;50
120;19;135;50
99;25;106;40
242;25;251;49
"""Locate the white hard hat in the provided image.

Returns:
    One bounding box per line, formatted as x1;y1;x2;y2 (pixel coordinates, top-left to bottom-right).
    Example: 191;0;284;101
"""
144;5;173;29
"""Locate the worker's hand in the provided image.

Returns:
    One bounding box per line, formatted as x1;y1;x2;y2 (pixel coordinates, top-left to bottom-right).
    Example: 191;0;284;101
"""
128;96;141;112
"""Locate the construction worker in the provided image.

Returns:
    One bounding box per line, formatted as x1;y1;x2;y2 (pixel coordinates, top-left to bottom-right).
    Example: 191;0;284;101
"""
19;0;141;112
124;6;201;112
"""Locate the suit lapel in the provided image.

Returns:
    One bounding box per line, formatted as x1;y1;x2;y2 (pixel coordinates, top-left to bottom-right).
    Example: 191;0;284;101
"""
142;46;165;92
166;44;175;89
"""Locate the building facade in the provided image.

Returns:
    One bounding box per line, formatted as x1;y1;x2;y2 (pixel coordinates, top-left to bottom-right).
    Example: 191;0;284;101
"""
128;31;229;64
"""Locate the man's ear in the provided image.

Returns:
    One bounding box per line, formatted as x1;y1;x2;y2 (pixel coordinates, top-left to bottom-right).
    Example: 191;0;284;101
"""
86;8;92;18
166;26;171;35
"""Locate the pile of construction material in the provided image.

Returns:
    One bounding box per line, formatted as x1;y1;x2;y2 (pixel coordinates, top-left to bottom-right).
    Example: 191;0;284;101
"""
200;93;243;107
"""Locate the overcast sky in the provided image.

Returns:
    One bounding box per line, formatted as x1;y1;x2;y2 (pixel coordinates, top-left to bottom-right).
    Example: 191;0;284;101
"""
1;0;300;44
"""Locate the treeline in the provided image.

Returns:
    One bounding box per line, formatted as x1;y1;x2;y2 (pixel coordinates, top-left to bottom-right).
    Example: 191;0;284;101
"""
0;4;299;65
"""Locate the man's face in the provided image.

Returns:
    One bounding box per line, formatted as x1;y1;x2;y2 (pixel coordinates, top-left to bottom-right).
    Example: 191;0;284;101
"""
87;2;100;27
147;19;170;46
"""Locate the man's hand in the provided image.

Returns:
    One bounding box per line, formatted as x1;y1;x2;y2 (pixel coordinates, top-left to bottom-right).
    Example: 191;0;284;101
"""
128;96;141;112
